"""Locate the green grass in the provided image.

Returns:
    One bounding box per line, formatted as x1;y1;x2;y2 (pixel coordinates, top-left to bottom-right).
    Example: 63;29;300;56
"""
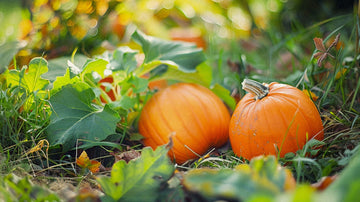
0;81;50;174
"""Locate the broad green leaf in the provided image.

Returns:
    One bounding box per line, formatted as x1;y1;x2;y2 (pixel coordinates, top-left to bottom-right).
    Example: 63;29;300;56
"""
249;155;287;188
183;156;289;201
0;41;25;73
276;184;316;202
97;145;175;201
210;83;236;111
135;60;178;76
47;83;121;151
1;174;61;201
107;46;138;73
81;58;109;79
128;76;148;93
67;60;82;78
42;54;88;82
118;75;148;96
157;179;186;202
6;57;49;93
157;62;212;87
108;96;136;111
76;140;122;150
184;168;277;201
132;30;205;73
51;68;81;95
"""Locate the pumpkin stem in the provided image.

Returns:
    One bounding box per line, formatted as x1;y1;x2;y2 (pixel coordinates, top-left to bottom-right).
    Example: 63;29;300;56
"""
242;79;269;100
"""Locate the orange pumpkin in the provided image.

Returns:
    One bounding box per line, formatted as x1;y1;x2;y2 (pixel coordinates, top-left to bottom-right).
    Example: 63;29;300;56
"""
140;74;168;91
170;28;207;49
229;79;324;160
138;83;230;164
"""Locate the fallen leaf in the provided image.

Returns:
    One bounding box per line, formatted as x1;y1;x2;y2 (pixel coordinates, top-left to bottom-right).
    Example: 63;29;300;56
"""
97;145;175;201
111;150;141;163
76;151;101;174
76;151;90;168
76;182;102;201
26;139;49;155
311;175;338;191
88;160;101;174
303;89;319;101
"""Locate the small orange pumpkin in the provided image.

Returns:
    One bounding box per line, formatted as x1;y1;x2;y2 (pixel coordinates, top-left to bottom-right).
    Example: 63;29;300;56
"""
138;83;230;164
229;79;324;160
140;74;168;91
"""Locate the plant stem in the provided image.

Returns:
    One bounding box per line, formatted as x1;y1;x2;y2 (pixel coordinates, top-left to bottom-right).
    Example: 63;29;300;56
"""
242;79;269;100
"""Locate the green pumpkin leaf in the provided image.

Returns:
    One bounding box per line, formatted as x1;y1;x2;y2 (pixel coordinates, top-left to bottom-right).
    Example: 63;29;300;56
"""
157;175;186;202
276;185;316;202
210;84;236;111
47;83;121;151
183;156;289;201
97;145;175;201
104;46;138;73
117;75;149;96
42;54;88;82
80;58;109;79
184;168;278;201
4;57;49;111
1;173;61;201
128;76;148;93
249;155;287;188
6;57;49;93
156;62;212;87
51;68;81;95
108;96;136;111
132;30;205;73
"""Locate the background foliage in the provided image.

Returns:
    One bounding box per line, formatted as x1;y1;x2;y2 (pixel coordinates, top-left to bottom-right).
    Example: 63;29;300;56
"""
0;0;359;201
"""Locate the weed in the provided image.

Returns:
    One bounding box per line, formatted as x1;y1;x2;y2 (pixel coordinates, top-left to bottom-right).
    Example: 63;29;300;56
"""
0;75;50;173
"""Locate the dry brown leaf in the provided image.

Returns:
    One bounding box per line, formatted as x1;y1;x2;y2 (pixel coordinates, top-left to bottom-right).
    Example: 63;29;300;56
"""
313;38;326;52
313;34;340;66
111;150;141;163
314;34;340;67
26;139;49;155
328;33;341;50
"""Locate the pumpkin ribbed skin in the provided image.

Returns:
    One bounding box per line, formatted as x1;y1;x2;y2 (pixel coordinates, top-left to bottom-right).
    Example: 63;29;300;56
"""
138;83;230;164
229;80;324;160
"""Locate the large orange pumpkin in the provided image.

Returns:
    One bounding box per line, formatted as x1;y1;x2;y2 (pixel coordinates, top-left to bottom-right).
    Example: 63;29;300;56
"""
229;79;324;160
138;83;230;164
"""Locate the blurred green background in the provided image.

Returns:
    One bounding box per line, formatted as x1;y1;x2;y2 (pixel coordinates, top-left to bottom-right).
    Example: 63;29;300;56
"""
0;0;354;67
